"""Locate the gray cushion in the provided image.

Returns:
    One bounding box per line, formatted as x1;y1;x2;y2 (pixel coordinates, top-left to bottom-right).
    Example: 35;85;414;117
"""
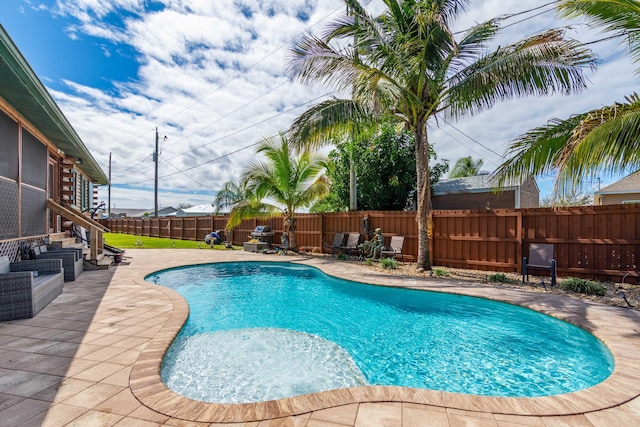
0;256;10;274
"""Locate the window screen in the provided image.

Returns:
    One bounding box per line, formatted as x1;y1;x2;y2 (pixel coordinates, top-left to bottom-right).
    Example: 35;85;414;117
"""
0;110;18;179
22;130;47;188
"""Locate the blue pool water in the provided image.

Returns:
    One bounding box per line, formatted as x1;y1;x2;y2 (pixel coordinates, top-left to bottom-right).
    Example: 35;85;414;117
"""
146;262;614;404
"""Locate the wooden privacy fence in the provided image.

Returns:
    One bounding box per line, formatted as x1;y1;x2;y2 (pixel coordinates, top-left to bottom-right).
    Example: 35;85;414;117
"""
102;204;640;284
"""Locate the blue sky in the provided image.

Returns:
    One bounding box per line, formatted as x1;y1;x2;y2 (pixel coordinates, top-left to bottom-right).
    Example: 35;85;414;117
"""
0;0;636;209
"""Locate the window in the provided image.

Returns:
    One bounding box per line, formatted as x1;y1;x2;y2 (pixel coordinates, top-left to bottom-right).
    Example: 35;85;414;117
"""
22;130;47;188
0;110;18;179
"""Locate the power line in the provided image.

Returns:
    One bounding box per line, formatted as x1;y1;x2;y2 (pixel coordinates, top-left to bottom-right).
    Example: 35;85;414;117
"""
453;0;560;35
498;0;560;21
441;118;504;159
161;157;216;191
163;79;289;153
116;2;557;175
500;6;557;30
436;126;500;168
115;91;334;186
112;4;345;157
118;153;153;173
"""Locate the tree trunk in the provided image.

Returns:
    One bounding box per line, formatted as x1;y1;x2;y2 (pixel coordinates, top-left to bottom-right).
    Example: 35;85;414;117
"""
349;152;357;211
414;122;431;271
287;215;298;251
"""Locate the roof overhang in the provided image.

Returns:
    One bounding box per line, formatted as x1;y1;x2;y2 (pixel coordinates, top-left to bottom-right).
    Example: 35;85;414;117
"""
0;25;107;184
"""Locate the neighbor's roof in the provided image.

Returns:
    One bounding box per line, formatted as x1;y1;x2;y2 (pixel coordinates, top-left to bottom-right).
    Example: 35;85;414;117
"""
0;25;107;184
433;175;531;195
594;171;640;195
178;204;216;214
110;207;177;217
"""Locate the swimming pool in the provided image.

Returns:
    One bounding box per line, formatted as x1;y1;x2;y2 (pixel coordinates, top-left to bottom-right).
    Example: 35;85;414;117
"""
146;262;614;404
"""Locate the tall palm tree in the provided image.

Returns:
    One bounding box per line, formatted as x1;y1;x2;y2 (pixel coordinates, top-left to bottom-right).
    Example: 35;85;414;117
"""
495;0;640;193
449;156;487;178
288;0;594;271
227;134;329;251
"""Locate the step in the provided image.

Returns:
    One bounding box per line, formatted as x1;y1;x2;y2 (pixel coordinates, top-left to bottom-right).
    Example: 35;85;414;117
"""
50;237;79;248
83;254;112;270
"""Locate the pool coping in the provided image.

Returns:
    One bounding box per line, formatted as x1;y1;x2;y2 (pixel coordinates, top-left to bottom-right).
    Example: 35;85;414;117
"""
129;254;640;423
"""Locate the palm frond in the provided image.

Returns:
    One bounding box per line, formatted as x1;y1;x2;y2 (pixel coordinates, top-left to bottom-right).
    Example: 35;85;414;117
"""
558;0;640;68
288;32;363;92
496;93;640;195
213;179;252;214
446;28;595;118
557;95;640;176
493;115;585;188
236;133;330;217
288;98;374;149
225;200;281;231
447;19;500;75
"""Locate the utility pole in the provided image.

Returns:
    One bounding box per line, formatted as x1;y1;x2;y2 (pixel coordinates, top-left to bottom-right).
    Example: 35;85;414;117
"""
107;152;111;218
154;127;159;218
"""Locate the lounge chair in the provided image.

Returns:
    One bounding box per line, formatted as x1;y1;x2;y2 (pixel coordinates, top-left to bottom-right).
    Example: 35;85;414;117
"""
340;233;361;258
381;235;406;263
34;245;83;282
522;243;556;288
0;255;64;321
323;233;345;257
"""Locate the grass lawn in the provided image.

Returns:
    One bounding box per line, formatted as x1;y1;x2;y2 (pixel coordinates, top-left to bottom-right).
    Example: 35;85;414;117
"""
104;232;234;250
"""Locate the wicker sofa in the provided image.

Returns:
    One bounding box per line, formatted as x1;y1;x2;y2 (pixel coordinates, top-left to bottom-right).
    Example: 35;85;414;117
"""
35;245;83;282
0;256;64;321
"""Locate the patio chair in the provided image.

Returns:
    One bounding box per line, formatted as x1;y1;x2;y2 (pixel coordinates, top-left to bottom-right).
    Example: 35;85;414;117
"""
34;245;83;282
380;235;406;263
340;233;361;258
323;233;345;257
0;255;64;321
522;243;556;288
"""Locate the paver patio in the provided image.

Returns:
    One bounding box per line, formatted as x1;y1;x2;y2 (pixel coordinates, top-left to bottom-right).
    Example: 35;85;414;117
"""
0;249;639;426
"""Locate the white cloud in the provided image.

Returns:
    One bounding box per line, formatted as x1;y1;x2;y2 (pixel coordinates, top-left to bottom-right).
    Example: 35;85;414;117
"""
40;0;638;209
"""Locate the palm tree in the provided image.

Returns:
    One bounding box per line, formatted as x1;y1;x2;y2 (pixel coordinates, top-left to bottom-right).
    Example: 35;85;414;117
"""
213;179;255;244
495;0;640;193
288;0;594;271
449;156;488;178
226;134;329;251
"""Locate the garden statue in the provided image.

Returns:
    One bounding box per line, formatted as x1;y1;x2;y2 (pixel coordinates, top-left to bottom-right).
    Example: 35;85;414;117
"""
278;231;289;254
364;228;384;259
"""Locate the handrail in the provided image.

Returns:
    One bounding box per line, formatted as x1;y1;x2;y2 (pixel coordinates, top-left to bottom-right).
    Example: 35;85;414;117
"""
46;199;110;232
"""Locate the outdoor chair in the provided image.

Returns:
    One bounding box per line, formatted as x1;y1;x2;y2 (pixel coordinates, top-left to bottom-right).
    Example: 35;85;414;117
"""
380;235;406;263
323;233;345;257
522;243;556;288
340;233;361;258
0;255;64;321
34;245;83;282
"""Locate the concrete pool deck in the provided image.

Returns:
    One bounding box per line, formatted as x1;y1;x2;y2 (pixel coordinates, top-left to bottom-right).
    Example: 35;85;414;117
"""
0;249;638;426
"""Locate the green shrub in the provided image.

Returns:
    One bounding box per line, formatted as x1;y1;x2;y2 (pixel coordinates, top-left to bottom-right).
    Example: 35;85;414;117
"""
432;268;449;277
560;278;607;296
488;273;514;284
365;258;374;266
379;257;398;269
337;253;350;261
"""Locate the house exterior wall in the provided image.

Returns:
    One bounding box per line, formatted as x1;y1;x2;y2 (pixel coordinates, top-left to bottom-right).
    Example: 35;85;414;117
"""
595;193;640;205
0;107;47;239
0;103;95;239
432;190;516;210
0;179;18;240
518;177;540;208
